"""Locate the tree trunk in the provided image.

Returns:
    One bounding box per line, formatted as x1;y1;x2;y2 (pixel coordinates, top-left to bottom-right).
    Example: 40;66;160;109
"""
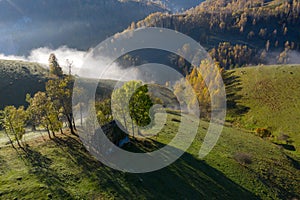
131;120;135;138
15;135;22;149
4;129;16;150
46;125;51;139
67;115;76;135
80;103;83;126
7;118;24;150
72;115;77;131
46;115;55;138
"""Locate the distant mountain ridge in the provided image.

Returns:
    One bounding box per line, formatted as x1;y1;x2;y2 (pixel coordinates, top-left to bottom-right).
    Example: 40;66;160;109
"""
135;0;204;12
0;0;165;55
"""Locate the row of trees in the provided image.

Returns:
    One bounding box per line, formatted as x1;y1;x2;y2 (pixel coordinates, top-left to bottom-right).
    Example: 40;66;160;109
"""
0;52;156;149
0;54;76;149
209;42;260;69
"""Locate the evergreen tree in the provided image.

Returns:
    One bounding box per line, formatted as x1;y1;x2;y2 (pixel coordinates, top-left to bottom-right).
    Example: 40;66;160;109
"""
49;53;63;77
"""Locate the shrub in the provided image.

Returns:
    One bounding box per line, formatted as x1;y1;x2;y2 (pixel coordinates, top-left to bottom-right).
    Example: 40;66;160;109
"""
255;128;272;138
234;152;253;165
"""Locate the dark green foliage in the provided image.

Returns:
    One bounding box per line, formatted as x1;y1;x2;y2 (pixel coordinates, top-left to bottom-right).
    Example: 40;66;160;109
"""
129;85;153;127
95;99;113;126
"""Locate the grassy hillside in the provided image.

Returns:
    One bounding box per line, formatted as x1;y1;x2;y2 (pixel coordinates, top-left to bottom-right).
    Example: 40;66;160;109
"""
0;60;48;109
0;59;119;109
226;64;300;155
0;111;299;199
1;60;300;199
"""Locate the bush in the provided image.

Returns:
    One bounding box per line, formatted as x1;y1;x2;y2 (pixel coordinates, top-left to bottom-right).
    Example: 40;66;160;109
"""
234;152;253;165
255;128;272;138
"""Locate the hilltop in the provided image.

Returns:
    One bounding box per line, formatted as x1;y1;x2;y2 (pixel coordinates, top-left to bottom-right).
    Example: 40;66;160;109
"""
0;60;47;109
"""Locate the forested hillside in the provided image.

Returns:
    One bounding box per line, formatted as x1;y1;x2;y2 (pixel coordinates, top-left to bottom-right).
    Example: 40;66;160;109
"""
138;0;203;12
126;0;300;69
0;0;165;55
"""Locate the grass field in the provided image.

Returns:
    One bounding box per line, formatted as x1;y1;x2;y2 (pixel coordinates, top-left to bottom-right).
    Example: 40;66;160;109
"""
0;112;299;199
226;64;300;155
1;60;300;199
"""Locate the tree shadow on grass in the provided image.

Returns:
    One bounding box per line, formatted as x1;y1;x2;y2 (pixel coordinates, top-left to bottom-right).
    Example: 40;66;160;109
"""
223;71;250;120
0;155;8;175
23;146;73;199
53;133;259;199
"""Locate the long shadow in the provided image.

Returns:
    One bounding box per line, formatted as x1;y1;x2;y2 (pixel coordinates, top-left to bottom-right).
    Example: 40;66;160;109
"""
0;155;8;175
54;132;259;199
22;146;73;199
244;164;299;200
223;71;250;119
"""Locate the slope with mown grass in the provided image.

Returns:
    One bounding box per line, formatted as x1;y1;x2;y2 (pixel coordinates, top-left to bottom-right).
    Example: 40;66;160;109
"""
226;64;300;155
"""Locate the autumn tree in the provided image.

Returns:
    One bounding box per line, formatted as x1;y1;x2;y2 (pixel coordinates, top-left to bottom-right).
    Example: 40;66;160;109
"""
174;60;224;118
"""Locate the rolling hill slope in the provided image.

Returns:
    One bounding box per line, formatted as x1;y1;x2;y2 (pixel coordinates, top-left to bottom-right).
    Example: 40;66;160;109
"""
0;60;300;199
226;64;300;154
0;59;117;109
0;111;299;199
0;60;48;109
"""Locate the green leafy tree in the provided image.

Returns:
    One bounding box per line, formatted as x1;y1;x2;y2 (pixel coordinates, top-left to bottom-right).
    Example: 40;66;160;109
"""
26;92;62;138
0;106;27;149
112;81;153;137
46;77;76;135
129;85;153;128
95;99;113;126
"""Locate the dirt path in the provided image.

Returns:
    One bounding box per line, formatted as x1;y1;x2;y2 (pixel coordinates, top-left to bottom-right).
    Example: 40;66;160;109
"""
0;130;49;147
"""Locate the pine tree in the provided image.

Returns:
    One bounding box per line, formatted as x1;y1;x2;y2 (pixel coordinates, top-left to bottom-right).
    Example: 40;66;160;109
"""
49;53;63;77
